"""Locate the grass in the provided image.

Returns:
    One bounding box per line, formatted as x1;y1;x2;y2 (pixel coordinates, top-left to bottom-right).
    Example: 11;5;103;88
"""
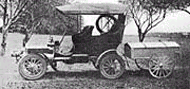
3;69;189;89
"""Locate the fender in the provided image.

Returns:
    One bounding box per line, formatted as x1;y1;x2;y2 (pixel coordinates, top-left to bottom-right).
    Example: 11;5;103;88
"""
37;53;50;61
95;49;121;67
18;53;51;64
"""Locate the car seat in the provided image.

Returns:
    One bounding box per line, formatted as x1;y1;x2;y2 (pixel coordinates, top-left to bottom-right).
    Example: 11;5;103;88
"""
54;25;94;57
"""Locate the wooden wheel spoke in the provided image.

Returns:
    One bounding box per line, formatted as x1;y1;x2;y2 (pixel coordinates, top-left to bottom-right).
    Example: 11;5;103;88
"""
37;64;42;68
107;68;112;75
150;65;159;70
151;69;157;74
105;60;112;66
159;70;163;77
162;70;166;76
155;70;159;76
110;68;116;75
24;61;29;66
104;67;110;72
102;21;110;29
112;68;116;75
33;69;38;74
109;20;114;25
30;58;36;63
110;59;115;65
25;66;30;69
25;59;30;63
102;65;110;71
106;17;114;25
102;64;109;68
35;59;41;64
109;69;113;75
162;70;167;76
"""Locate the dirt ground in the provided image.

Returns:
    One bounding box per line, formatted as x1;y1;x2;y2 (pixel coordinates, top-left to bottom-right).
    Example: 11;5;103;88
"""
0;33;189;89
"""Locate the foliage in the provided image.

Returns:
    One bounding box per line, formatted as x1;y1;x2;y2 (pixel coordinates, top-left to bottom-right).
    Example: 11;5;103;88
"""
0;0;37;55
151;0;190;14
119;0;169;42
0;0;84;55
16;0;83;35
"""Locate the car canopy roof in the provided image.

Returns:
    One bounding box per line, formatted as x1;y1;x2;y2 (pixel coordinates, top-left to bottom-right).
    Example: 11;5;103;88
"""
56;3;127;15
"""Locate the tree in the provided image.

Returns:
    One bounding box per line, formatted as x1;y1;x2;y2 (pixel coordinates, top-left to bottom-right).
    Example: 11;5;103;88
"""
16;0;55;47
119;0;170;42
2;0;83;47
17;0;83;35
0;0;37;55
154;0;190;14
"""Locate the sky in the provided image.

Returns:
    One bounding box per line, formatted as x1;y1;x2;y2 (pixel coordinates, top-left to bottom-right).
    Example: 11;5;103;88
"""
75;0;190;35
1;0;190;35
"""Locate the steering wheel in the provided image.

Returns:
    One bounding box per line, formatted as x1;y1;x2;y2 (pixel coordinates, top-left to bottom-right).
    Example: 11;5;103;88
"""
96;15;117;34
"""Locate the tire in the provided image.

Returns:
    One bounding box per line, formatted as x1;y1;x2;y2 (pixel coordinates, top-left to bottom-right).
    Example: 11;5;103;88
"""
148;53;175;79
96;15;117;34
19;54;47;80
99;54;125;79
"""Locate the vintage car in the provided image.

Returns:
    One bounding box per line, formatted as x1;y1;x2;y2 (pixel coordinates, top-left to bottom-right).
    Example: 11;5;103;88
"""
11;3;181;80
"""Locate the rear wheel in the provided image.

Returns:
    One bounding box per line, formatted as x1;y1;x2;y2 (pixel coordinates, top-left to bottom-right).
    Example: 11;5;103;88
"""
19;54;47;80
99;54;125;79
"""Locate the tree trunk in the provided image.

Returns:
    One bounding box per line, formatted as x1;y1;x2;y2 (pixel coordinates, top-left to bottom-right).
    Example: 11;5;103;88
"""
1;21;12;56
138;28;144;42
139;33;146;42
138;31;146;42
1;27;8;56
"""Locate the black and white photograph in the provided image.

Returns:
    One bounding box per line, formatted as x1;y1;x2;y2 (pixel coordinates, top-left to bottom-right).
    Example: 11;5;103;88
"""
0;0;189;88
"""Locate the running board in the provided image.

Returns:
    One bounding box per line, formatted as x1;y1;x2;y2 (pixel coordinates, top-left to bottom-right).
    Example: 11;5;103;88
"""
72;54;88;56
54;57;71;61
54;54;89;61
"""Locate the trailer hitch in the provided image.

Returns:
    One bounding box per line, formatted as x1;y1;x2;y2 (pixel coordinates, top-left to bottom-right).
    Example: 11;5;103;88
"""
11;50;24;63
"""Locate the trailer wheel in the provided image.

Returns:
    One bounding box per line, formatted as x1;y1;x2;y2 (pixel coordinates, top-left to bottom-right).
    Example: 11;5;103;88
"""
148;53;175;79
99;54;125;79
19;54;47;80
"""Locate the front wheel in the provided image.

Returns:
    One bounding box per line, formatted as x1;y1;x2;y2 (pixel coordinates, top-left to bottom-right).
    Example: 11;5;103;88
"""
19;54;47;80
99;54;125;79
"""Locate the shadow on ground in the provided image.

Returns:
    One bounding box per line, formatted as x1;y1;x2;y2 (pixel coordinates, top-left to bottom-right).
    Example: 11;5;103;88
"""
43;69;154;80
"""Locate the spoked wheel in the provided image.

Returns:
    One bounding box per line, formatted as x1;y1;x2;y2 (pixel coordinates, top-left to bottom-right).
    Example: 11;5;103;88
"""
19;54;47;80
149;53;175;79
96;15;117;34
100;54;125;79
